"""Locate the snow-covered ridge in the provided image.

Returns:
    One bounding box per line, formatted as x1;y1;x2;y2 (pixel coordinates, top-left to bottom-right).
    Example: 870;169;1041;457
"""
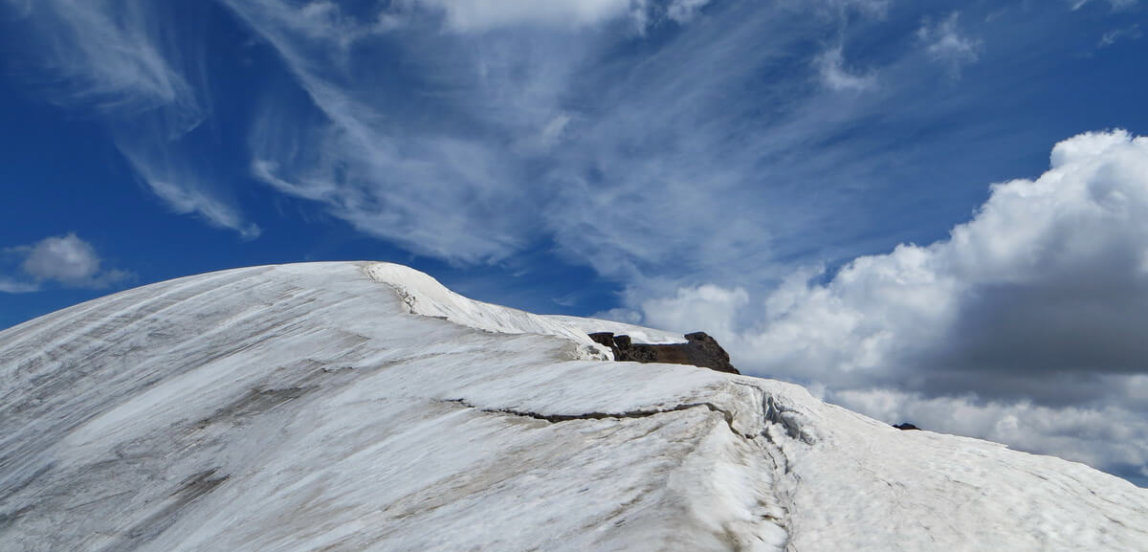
1;261;1146;551
363;262;610;360
364;262;684;349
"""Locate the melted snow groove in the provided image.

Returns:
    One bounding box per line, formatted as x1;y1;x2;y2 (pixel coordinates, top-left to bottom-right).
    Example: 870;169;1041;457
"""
760;394;813;445
441;398;754;437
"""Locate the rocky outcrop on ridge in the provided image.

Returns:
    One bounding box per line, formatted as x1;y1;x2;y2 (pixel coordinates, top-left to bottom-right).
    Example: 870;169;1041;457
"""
588;331;740;374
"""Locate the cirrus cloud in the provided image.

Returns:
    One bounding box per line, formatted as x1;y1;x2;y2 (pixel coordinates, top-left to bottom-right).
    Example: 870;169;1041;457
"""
1;0;259;239
917;12;981;77
410;0;637;32
815;46;877;92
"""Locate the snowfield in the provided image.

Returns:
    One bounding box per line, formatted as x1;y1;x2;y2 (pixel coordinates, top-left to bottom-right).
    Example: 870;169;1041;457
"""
1;262;1146;551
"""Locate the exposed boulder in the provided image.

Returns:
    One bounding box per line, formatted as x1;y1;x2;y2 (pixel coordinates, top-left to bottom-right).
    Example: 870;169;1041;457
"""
894;423;921;431
588;332;618;350
588;331;740;375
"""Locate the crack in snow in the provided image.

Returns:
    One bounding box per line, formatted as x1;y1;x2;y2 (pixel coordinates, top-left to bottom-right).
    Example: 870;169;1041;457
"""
439;397;747;434
760;393;812;446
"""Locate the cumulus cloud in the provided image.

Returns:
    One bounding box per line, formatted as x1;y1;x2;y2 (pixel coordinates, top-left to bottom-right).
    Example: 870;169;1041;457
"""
831;388;1148;482
638;130;1148;478
815;46;877;92
2;0;258;239
641;285;749;339
917;13;981;76
751;130;1148;395
2;234;130;292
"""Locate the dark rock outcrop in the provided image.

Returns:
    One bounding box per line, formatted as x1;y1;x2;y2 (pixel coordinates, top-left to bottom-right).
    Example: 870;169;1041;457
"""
588;331;739;375
894;423;920;431
589;332;620;352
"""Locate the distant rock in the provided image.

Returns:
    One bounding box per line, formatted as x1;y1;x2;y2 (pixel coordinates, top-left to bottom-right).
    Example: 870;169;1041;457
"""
894;423;921;431
588;331;620;351
588;331;740;374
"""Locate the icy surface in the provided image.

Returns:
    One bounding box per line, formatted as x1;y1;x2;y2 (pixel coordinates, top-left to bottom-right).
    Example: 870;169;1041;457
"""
1;261;1146;551
364;263;609;359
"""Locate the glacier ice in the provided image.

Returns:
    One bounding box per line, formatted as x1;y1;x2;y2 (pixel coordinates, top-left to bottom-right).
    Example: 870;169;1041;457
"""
1;262;1146;551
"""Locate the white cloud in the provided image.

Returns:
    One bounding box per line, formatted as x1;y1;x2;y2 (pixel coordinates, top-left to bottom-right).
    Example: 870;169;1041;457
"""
594;307;645;325
373;0;726;33
1070;0;1139;11
221;0;582;262
1;0;199;116
119;139;262;240
814;0;890;19
0;278;39;294
1098;24;1142;47
666;0;712;23
2;233;130;291
534;113;573;151
917;12;981;76
223;0;975;285
641;285;749;339
410;0;635;32
832;388;1148;478
21;234;101;284
243;98;532;262
815;46;877;92
225;0;766;271
231;0;775;265
748;130;1148;387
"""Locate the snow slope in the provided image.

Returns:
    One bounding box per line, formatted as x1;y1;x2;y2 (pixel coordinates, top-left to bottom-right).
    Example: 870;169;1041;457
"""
1;261;1146;551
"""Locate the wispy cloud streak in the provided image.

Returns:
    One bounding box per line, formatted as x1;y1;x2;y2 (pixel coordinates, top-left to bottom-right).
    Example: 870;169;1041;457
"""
2;0;258;238
917;12;981;77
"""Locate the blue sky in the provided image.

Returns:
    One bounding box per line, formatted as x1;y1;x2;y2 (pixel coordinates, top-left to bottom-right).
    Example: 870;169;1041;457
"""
3;0;1148;484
